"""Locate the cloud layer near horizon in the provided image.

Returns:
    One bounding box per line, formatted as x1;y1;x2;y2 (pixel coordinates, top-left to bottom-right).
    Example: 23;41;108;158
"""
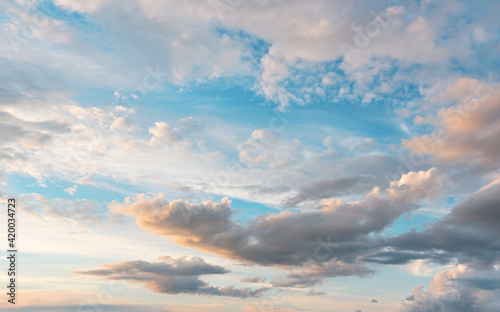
77;256;268;298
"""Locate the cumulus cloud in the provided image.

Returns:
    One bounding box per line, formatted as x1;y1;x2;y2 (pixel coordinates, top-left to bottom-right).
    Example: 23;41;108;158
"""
400;266;500;312
1;0;499;310
77;256;267;298
111;168;442;284
0;0;467;209
149;121;187;145
30;0;467;111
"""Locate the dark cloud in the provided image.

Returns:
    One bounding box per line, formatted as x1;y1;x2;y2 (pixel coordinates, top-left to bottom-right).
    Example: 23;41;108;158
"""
112;169;442;278
111;169;500;293
382;180;500;268
388;180;500;311
452;277;500;291
77;256;267;298
364;250;453;266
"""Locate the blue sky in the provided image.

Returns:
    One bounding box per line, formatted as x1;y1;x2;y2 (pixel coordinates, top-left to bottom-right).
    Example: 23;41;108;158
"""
1;0;500;311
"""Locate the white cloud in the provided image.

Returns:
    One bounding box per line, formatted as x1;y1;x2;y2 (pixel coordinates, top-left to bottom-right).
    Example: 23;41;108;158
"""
64;185;78;196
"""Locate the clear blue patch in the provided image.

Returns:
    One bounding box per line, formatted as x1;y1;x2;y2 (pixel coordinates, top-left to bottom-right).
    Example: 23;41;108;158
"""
223;196;279;224
35;0;98;31
383;211;438;236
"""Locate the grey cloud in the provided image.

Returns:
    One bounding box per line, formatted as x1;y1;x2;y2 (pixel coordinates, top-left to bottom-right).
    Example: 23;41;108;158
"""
0;111;65;147
306;289;326;296
451;278;500;291
281;174;376;207
112;167;500;292
271;260;373;288
0;110;71;181
0;56;71;106
365;250;453;266
400;268;500;312
243;183;292;196
77;256;267;298
241;276;266;283
384;180;500;268
405;88;500;170
19;193;107;227
112;169;441;273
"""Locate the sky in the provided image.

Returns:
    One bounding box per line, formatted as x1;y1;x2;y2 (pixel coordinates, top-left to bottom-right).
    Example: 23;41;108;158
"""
0;0;500;311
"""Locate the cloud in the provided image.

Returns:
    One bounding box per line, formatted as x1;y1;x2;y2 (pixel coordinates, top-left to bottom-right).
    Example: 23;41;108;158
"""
110;117;135;132
241;276;266;284
382;177;500;268
305;289;326;296
19;193;107;228
0;0;459;209
404;83;500;169
111;168;442;284
0;0;499;310
400;266;500;312
63;185;78;196
271;260;373;288
77;256;267;298
0;111;69;149
0;100;229;193
0;305;172;312
237;129;303;169
281;174;376;207
7;0;459;111
149;121;182;144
